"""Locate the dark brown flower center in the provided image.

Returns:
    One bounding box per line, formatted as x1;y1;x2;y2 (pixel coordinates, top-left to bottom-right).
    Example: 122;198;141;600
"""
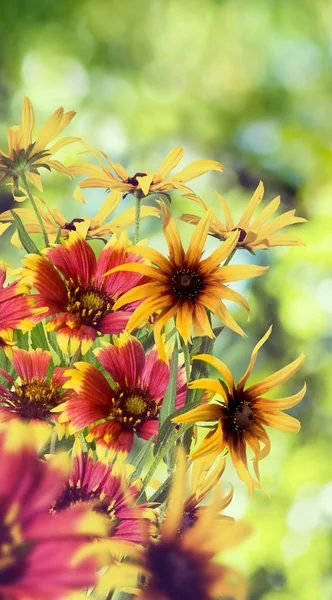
233;402;254;431
126;172;148;186
147;541;209;600
63;218;84;231
6;378;61;421
66;279;114;327
171;269;202;299
232;227;247;243
111;389;160;430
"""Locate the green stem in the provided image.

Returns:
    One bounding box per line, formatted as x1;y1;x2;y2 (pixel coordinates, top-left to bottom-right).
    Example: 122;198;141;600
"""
69;347;81;367
21;173;49;248
134;194;142;244
182;339;191;386
139;423;191;497
223;248;236;266
49;429;57;454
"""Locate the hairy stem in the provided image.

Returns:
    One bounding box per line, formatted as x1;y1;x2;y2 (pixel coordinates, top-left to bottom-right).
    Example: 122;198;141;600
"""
134;194;142;244
21;173;49;248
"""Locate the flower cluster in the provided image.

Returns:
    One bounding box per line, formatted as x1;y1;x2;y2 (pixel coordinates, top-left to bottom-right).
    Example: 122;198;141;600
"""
0;98;306;599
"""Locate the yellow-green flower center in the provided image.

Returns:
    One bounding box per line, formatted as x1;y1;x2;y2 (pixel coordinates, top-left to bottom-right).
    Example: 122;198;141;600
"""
66;279;114;327
111;389;160;430
10;378;60;421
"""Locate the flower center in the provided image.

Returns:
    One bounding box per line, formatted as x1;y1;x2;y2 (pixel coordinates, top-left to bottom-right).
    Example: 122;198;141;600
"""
147;542;208;600
66;279;114;327
0;505;29;585
9;378;60;421
231;227;247;243
126;172;147;186
51;482;116;518
63;218;84;231
233;402;254;431
111;389;159;429
171;269;203;299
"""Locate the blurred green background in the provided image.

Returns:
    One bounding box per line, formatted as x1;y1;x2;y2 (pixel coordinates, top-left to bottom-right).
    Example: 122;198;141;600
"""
0;0;331;598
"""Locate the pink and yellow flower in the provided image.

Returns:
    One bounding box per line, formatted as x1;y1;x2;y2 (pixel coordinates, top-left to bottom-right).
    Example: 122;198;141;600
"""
0;263;40;359
56;332;186;457
22;231;146;355
51;438;157;544
0;421;107;600
0;348;70;438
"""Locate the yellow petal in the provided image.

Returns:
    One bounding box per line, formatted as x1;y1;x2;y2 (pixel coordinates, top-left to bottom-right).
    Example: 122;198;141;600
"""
237;326;273;391
215;192;234;230
170;159;224;183
157;200;185;267
21;97;34;149
238;181;264;229
246;353;306;399
153;146;184;182
185;208;214;269
193;354;234;390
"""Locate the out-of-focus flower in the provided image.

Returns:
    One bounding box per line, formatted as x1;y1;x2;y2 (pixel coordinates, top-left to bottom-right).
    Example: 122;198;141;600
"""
0;421;107;600
104;201;268;361
180;458;233;534
0;96;78;195
56;332;186;458
69;145;223;203
174;326;306;495
98;450;250;600
0;262;42;359
0;348;70;439
0;192;160;248
22;231;146;355
180;181;306;251
51;438;157;544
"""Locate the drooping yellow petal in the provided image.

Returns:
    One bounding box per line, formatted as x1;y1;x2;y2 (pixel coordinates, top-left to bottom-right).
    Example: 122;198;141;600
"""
136;172;154;195
174;403;222;424
193;354;234;391
237;326;273;391
175;300;194;342
188;379;227;401
259;411;301;433
254;382;307;411
246;353;306;399
218;264;268;283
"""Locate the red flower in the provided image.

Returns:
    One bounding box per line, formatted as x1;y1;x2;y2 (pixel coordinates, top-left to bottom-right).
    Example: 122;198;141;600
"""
0;264;39;359
0;421;107;600
0;348;69;437
57;333;186;457
22;231;146;355
51;438;157;544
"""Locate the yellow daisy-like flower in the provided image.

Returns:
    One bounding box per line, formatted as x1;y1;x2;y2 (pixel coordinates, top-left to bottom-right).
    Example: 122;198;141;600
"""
104;201;268;361
173;326;306;495
180;181;306;251
97;450;250;600
0;96;78;195
0;190;159;248
69;145;224;203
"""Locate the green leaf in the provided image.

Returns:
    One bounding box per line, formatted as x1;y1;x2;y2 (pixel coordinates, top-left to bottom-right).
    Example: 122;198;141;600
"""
14;329;30;350
30;322;51;352
0;348;16;387
158;338;178;427
149;472;172;504
139;423;192;498
128;436;154;481
10;210;39;254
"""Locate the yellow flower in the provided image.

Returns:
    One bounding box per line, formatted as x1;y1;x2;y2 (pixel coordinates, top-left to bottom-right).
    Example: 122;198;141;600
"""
103;201;268;361
69;145;224;203
0;96;78;195
180;181;306;251
0;191;159;249
173;326;306;495
97;450;250;600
